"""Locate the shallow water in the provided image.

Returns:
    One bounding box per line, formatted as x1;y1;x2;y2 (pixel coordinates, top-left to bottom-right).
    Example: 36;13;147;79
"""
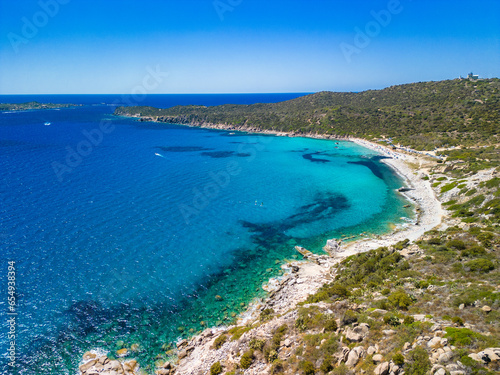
0;103;411;374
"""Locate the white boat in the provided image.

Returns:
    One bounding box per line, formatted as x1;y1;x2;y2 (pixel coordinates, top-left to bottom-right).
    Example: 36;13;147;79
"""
44;122;51;126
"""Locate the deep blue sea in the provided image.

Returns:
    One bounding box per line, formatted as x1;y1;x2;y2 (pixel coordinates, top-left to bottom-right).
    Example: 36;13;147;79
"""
0;94;411;374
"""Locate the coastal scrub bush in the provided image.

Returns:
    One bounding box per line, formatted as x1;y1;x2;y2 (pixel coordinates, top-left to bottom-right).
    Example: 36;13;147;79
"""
451;316;464;326
403;316;415;325
212;334;227;350
342;310;358;326
260;308;274;321
306;283;350;303
249;338;266;351
270;359;285;374
210;361;222;375
228;326;251;340
444;327;496;348
477;232;495;247
392;353;405;366
264;325;288;362
461;246;487;258
319;355;334;373
446;239;466;250
388;289;413;310
452;285;500;307
405;346;431;375
384;314;401;327
324;316;338;332
464;258;495;272
240;349;254;369
299;360;316;375
320;335;339;354
331;363;351;375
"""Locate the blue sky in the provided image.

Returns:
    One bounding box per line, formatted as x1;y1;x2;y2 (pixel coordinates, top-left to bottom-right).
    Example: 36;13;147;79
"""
0;0;499;94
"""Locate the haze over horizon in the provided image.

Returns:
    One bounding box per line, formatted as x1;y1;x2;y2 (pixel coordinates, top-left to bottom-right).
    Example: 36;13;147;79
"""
0;0;499;95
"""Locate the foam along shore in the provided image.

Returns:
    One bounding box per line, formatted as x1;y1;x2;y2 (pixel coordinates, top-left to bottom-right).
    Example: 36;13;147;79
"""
78;137;445;375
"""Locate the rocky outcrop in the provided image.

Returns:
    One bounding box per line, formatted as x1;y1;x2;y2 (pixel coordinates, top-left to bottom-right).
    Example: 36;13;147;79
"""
79;353;140;375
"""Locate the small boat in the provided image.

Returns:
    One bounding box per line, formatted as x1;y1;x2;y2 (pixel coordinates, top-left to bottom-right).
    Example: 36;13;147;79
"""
44;122;51;126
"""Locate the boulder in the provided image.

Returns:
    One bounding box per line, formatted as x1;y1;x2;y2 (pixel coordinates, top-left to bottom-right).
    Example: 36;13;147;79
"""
346;347;365;367
374;361;390;375
481;305;492;313
428;337;442;348
373;354;383;363
482;348;500;362
438;351;454;364
83;352;96;360
79;360;97;373
345;328;363;342
367;346;377;356
324;239;343;255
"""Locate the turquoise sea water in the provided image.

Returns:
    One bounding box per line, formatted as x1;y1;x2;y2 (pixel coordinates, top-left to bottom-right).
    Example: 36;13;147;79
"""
0;97;411;374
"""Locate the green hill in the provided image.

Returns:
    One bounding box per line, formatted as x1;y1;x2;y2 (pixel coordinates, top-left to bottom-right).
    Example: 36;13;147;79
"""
115;78;500;150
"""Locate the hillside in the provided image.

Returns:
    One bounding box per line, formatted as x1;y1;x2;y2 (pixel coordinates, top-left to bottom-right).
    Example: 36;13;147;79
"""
115;79;500;151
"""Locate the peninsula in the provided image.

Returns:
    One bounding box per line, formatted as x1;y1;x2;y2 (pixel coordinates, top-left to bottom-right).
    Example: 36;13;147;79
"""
0;101;81;111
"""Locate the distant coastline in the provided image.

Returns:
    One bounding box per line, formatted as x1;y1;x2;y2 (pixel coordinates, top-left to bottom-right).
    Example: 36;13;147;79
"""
0;101;82;112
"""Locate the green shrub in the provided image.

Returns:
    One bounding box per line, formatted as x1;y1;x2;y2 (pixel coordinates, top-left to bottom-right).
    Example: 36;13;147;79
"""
210;361;223;375
446;239;466;250
381;288;391;296
270;359;285;374
403;316;415;325
384;314;401;327
392;353;405;366
320;336;339;354
452;285;500;307
464;258;495;273
228;326;251;340
461;246;487;258
306;283;350;303
414;280;429;289
451;316;464;326
212;335;227;350
332;363;350;375
388;290;413;310
249;338;266;351
441;182;458;193
342;310;358;325
240;349;254;369
445;327;497;348
405;346;431;375
427;237;442;245
324;317;338;332
299;360;315;375
319;355;334;373
477;232;494;246
260;308;274;321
